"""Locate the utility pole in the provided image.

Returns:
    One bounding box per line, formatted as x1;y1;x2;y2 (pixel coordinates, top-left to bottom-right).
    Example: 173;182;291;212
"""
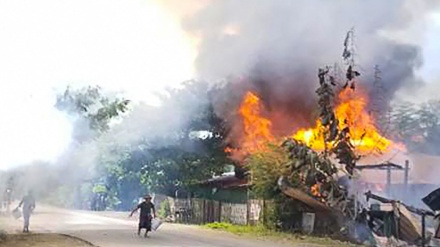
404;160;409;195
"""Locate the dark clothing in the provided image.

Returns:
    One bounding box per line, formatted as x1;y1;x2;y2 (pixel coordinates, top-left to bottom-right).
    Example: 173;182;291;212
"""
139;214;153;230
136;201;154;230
137;201;155;218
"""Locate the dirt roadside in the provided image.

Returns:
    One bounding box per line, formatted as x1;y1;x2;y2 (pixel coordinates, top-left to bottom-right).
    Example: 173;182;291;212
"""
1;213;94;247
0;233;94;247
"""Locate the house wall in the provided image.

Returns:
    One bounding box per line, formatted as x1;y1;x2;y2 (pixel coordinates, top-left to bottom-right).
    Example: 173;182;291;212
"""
189;186;248;204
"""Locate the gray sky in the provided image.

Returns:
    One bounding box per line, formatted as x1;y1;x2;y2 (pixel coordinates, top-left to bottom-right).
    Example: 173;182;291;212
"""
409;12;440;101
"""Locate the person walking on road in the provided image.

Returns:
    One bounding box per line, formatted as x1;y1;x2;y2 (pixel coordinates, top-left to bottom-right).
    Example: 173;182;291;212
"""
129;194;156;238
17;190;36;233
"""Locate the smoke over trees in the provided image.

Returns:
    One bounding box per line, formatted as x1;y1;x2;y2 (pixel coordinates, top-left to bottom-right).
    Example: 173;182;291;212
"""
1;1;440;213
7;81;229;210
90;81;230;210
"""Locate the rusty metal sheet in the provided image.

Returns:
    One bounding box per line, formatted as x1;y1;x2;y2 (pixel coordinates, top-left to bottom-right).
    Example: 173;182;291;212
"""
278;177;331;212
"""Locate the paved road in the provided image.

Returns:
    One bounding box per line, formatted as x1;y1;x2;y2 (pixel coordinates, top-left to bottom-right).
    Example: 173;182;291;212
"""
2;206;307;247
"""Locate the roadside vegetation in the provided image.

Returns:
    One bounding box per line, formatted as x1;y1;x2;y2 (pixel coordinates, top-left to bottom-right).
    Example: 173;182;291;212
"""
204;222;361;246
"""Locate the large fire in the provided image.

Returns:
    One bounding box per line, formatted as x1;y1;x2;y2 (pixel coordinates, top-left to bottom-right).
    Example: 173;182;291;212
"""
294;88;393;154
236;92;274;153
229;87;400;159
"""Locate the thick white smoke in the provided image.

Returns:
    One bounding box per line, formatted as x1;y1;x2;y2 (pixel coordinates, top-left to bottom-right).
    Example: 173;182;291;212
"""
0;0;196;170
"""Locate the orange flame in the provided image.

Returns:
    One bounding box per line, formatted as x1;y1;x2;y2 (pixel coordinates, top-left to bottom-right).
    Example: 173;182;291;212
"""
310;183;326;202
294;88;396;154
229;87;402;160
237;92;274;155
310;183;321;197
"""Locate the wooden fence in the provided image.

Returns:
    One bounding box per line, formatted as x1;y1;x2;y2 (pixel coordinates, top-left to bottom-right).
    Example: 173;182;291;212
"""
169;197;264;225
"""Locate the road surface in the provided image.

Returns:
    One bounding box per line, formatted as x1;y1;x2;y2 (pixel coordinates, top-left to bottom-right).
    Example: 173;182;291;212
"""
1;206;310;247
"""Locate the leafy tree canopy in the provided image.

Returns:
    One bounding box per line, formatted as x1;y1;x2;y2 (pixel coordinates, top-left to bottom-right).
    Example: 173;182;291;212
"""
55;85;130;133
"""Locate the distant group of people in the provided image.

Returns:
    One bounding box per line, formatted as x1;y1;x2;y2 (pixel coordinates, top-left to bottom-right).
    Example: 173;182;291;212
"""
90;192;108;211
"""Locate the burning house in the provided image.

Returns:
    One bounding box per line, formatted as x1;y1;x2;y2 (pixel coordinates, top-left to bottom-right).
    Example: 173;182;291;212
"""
213;31;440;245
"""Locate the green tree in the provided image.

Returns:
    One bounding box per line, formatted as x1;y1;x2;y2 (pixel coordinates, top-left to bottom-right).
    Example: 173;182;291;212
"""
56;85;130;134
53;85;131;209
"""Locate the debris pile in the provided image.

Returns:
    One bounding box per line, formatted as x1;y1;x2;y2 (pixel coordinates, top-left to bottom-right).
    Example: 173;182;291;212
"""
271;32;440;246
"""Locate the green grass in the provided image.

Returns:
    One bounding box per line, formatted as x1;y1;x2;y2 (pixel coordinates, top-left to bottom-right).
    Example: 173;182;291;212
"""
205;222;268;235
204;222;362;246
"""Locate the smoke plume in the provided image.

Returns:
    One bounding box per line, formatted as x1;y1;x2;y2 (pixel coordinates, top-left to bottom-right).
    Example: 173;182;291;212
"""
176;0;440;130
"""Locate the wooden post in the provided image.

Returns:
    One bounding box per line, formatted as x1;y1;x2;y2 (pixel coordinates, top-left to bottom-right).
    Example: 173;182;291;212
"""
246;187;250;225
422;214;426;247
218;201;222;222
353;171;359;219
262;199;266;225
246;199;250;225
387;165;392;196
202;199;206;224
